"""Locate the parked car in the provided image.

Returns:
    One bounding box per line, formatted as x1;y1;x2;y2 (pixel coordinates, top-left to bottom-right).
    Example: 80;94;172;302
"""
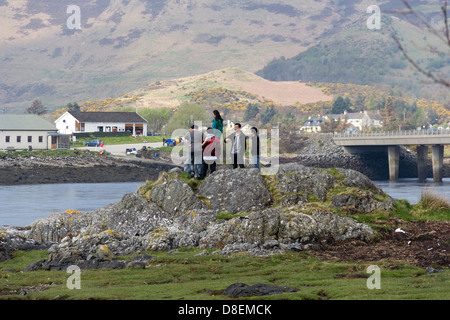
84;139;103;147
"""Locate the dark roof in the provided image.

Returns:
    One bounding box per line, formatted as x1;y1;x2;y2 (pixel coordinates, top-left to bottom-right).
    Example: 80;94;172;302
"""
303;118;325;126
68;111;147;123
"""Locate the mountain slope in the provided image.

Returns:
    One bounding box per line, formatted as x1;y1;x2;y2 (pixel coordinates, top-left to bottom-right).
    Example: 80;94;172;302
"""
257;1;450;101
2;0;446;113
58;68;332;115
1;0;342;112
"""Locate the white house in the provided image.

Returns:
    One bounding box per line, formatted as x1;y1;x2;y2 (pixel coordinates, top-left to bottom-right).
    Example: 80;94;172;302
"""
300;117;325;132
55;111;148;136
327;111;383;131
0;114;65;150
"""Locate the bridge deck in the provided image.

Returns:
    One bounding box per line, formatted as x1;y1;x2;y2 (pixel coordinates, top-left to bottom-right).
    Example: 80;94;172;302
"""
333;129;450;146
332;129;449;182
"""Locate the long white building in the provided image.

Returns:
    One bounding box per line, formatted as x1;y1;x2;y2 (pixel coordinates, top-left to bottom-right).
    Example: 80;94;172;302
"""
55;111;148;136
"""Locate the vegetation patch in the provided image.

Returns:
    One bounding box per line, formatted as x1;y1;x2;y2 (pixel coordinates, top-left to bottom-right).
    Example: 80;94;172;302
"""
0;249;448;300
215;211;250;220
262;175;281;206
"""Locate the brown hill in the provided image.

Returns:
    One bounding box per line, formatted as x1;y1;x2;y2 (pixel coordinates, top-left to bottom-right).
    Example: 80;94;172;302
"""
131;68;332;109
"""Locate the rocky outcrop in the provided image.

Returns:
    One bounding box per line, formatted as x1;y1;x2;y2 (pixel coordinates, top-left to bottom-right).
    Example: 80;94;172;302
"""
1;164;397;270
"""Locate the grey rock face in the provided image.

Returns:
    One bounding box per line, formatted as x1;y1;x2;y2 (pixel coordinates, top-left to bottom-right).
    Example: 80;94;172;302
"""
222;283;298;298
331;192;394;214
276;164;337;202
150;178;206;217
197;169;272;213
18;165;394;269
336;168;384;195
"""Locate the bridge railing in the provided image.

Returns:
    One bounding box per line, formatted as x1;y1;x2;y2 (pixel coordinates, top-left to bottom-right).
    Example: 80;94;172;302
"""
333;128;450;138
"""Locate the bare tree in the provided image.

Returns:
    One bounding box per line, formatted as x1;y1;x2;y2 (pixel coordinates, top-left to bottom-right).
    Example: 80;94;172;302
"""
392;0;450;88
25;99;47;115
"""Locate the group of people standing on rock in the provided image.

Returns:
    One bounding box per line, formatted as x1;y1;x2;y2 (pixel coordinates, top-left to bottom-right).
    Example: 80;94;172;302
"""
183;109;260;179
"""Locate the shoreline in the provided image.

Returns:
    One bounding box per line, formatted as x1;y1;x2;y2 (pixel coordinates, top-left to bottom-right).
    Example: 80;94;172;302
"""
0;146;448;186
0;153;179;186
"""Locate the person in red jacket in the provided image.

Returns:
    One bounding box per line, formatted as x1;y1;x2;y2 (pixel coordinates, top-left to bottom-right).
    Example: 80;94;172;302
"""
201;127;220;178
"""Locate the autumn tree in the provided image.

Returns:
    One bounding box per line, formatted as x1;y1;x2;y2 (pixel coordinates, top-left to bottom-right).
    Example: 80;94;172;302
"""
320;119;341;133
25;99;47;115
381;96;398;130
321;116;349;133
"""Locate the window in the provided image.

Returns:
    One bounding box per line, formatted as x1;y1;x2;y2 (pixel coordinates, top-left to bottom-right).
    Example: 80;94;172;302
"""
28;136;32;143
17;136;21;143
39;136;43;143
5;136;10;143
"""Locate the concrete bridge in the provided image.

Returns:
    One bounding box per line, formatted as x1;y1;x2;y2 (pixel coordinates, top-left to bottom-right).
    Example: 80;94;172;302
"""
333;128;450;182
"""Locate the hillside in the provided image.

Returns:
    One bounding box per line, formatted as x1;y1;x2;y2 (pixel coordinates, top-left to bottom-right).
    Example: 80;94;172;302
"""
49;68;332;119
0;0;343;112
3;0;439;113
257;2;450;102
130;68;333;108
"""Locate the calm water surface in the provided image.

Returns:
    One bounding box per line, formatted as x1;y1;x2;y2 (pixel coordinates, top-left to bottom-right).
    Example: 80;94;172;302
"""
0;182;143;227
0;179;449;227
375;178;450;205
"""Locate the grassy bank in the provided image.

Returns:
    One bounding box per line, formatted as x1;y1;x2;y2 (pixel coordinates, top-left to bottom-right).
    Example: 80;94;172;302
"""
0;248;448;300
73;135;165;147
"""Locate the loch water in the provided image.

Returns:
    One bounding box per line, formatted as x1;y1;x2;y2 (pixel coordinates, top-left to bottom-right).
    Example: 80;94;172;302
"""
1;179;449;227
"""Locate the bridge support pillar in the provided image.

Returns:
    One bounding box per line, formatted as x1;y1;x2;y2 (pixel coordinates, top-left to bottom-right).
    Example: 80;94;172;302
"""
388;146;399;181
432;145;444;182
417;145;428;181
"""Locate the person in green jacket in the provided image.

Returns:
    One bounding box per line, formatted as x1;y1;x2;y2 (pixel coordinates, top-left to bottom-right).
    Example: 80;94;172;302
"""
212;110;223;136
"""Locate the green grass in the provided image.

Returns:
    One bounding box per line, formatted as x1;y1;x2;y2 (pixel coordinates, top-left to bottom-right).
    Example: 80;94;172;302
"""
0;249;448;300
215;211;250;220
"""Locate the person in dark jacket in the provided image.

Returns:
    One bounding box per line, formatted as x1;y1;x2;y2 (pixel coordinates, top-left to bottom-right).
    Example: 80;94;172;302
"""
249;126;260;169
183;125;204;179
